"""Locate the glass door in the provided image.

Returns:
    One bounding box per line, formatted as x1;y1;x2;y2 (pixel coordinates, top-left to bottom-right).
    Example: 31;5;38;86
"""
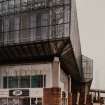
19;98;30;105
0;98;7;105
8;98;18;105
31;98;42;105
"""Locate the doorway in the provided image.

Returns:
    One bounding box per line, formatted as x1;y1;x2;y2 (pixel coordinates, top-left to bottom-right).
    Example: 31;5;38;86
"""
19;98;30;105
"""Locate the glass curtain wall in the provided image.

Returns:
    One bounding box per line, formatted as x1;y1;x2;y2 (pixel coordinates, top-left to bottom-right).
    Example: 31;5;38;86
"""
0;97;42;105
0;0;70;45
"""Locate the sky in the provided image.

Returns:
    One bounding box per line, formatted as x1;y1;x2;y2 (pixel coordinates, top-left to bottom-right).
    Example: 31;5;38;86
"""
76;0;105;89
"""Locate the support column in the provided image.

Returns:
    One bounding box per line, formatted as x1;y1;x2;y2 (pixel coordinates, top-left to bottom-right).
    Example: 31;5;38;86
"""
98;91;100;104
43;88;61;105
68;75;72;105
52;57;60;87
76;92;80;105
68;75;71;94
43;57;61;105
84;85;88;105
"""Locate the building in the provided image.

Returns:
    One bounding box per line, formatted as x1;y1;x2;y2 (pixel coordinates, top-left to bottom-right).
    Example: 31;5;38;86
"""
0;0;93;105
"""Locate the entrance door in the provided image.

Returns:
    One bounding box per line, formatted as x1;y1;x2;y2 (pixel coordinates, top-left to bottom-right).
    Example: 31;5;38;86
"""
8;98;18;105
8;98;30;105
23;98;30;105
19;98;30;105
0;98;7;105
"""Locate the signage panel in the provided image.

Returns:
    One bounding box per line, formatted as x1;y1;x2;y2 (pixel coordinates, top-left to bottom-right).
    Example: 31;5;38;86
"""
9;89;29;96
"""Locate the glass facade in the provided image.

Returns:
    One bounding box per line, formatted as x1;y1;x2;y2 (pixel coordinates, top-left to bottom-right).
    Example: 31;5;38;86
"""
0;98;42;105
3;75;46;88
0;0;70;45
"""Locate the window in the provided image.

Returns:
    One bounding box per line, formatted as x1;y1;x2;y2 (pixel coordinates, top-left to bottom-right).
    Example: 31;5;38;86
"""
0;18;3;44
21;0;27;5
56;0;63;5
14;15;20;43
30;13;36;41
37;98;42;105
64;6;69;23
0;4;2;14
20;13;30;42
41;13;49;40
56;24;64;38
36;12;49;40
34;0;46;8
3;77;7;88
64;6;70;37
55;7;64;24
52;0;63;5
19;76;30;88
0;98;7;105
15;0;20;6
8;16;15;43
31;98;42;105
2;1;8;14
31;75;43;88
36;14;41;40
3;75;46;88
14;0;20;12
21;0;27;11
9;0;14;13
8;76;18;88
51;7;64;38
4;17;9;44
8;98;18;105
31;98;36;105
62;92;67;105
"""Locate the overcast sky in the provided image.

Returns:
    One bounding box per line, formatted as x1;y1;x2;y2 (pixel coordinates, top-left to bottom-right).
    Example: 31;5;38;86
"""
76;0;105;89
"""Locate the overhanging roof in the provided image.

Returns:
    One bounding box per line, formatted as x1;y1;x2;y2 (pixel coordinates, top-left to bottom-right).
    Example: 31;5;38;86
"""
0;38;82;82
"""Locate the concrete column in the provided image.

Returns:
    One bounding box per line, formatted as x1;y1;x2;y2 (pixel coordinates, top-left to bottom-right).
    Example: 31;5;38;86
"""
43;88;61;105
68;75;72;105
52;57;60;87
76;92;80;105
98;91;100;103
84;85;88;105
68;75;71;94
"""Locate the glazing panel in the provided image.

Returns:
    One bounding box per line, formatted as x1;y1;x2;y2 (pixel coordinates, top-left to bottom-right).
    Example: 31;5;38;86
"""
19;76;30;88
21;0;27;11
20;13;30;42
8;98;18;105
2;1;8;14
15;0;20;12
30;14;36;41
31;98;36;105
8;76;18;88
1;98;7;105
9;0;14;13
41;13;49;39
37;98;42;105
3;77;7;88
31;75;43;88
